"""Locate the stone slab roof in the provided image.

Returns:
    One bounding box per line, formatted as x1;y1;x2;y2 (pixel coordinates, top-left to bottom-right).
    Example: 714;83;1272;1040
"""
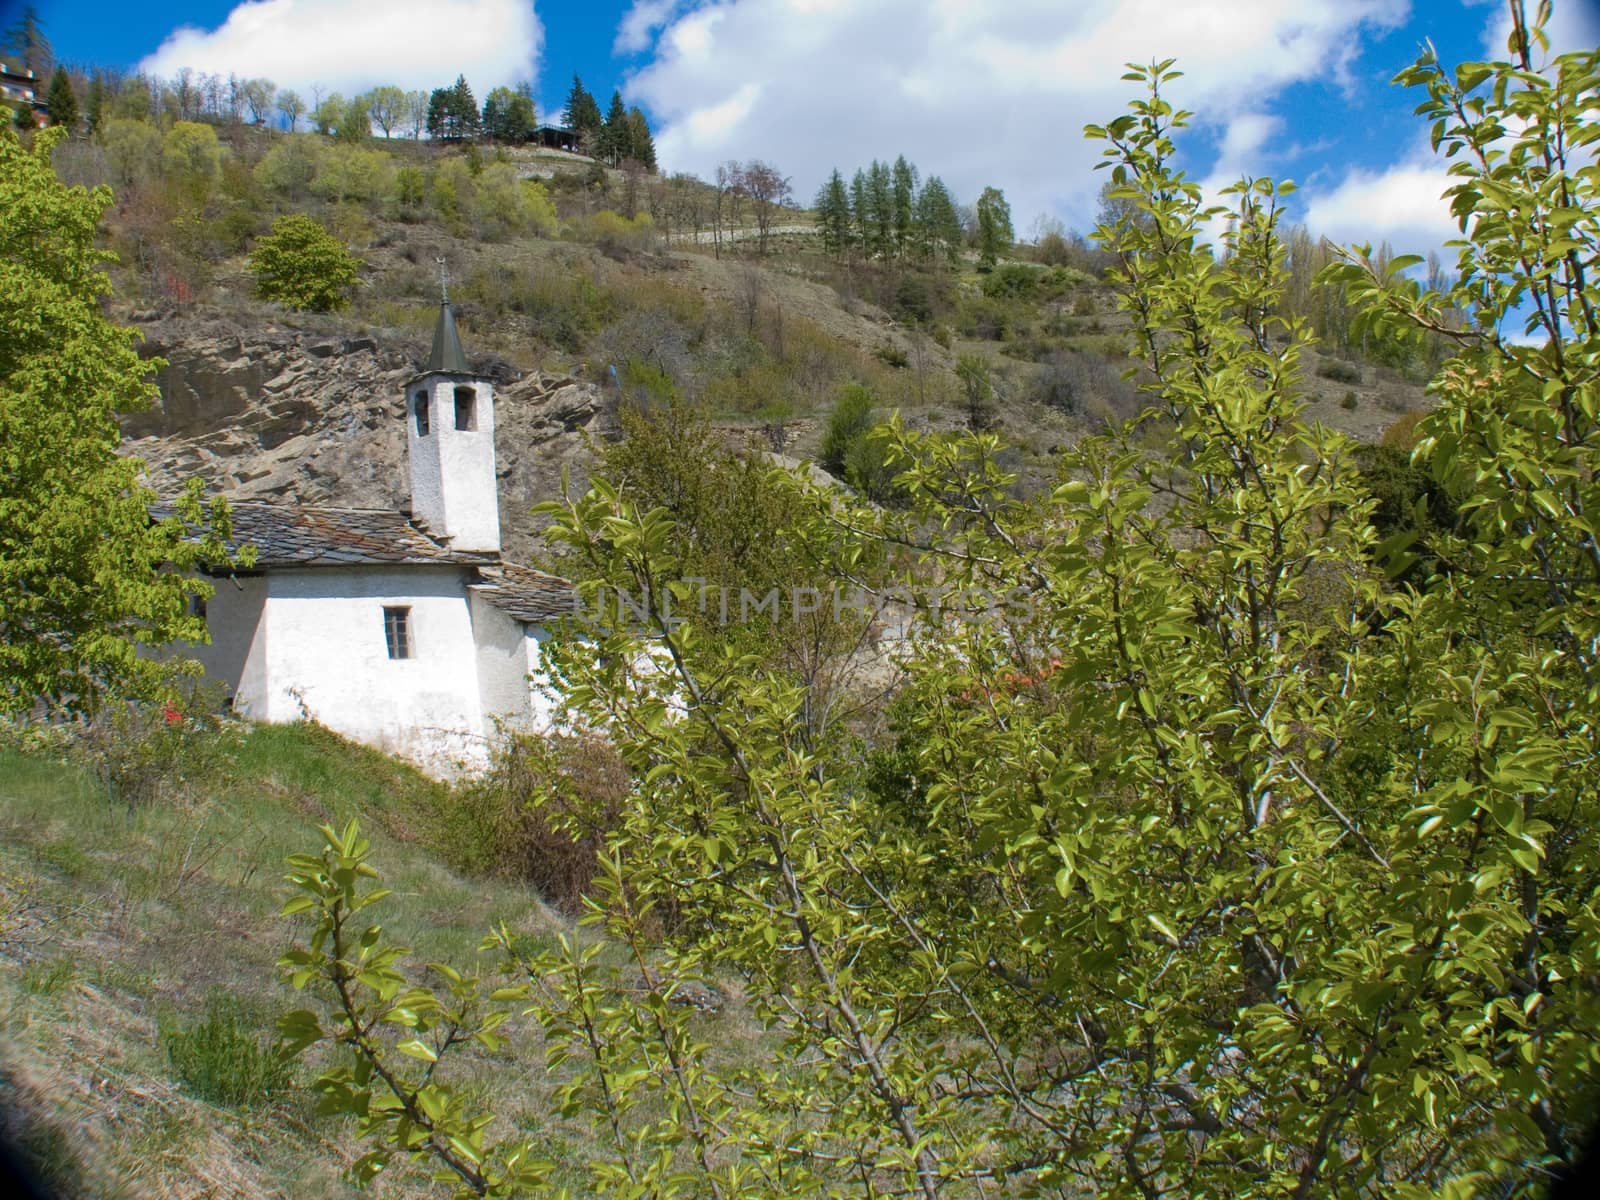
469;563;575;625
158;500;500;568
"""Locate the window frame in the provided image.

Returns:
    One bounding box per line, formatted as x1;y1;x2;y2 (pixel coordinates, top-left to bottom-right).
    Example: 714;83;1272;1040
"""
414;391;430;437
383;605;414;660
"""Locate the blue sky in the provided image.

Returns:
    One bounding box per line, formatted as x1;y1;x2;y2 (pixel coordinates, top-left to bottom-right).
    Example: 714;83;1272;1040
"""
20;0;1600;249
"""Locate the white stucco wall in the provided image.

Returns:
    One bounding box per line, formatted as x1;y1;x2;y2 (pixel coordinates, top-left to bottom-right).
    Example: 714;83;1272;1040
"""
252;565;490;773
406;375;499;553
470;588;533;732
190;572;269;714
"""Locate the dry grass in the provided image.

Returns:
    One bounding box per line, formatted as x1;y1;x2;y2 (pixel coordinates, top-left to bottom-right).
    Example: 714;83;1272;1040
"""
0;723;600;1199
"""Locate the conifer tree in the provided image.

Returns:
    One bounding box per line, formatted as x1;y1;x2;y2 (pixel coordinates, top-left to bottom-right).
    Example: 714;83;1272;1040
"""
865;160;894;258
562;73;603;154
625;105;656;171
44;66;75;132
449;74;479;138
914;175;962;263
814;168;853;256
84;73;105;134
891;154;917;253
975;184;1013;266
2;4;51;78
599;89;629;165
849;168;870;249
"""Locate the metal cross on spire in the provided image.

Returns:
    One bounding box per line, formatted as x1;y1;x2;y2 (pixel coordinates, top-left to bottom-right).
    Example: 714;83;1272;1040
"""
436;256;450;305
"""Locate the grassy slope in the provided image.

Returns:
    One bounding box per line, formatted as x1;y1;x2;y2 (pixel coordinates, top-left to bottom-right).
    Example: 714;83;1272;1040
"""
0;723;600;1200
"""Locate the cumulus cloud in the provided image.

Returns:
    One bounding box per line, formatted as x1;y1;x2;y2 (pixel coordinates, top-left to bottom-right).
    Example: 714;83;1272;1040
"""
1477;0;1600;58
616;1;682;55
621;0;1407;230
1301;156;1457;252
139;0;543;101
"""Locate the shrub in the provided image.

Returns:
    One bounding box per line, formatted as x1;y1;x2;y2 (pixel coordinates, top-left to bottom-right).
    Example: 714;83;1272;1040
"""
253;134;322;198
874;341;909;369
160;992;292;1107
248;214;361;312
471;163;557;241
819;383;875;477
447;733;629;911
308;142;394;204
981;262;1044;300
1317;358;1362;384
71;692;233;809
160;121;224;203
1341;390;1359;410
819;383;905;503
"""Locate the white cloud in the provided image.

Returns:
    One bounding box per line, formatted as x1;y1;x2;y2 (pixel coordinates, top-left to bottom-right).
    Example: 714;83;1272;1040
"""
139;0;543;101
1478;0;1600;58
621;0;1408;232
616;1;682;55
1301;157;1457;252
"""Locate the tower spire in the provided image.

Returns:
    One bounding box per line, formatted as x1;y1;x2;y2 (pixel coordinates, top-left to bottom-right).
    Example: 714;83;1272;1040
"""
426;263;470;375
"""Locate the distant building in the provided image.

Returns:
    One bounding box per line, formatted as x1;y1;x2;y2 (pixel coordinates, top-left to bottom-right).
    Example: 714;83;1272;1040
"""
180;300;575;775
0;61;46;125
533;123;579;153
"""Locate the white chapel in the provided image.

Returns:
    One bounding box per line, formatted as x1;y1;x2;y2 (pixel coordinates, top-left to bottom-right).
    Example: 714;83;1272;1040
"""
184;299;572;774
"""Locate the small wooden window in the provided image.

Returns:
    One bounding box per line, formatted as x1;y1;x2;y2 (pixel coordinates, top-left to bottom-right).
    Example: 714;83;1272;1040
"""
383;606;413;659
414;392;430;436
454;385;476;431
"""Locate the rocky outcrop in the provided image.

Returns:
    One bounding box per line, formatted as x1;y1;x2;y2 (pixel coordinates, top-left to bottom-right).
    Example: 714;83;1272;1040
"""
122;317;604;561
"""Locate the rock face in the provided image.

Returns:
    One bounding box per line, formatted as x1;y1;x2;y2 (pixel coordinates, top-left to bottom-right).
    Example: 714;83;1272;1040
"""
123;318;604;561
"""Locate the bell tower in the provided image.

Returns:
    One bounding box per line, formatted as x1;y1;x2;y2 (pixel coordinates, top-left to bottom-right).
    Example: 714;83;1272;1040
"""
406;277;500;554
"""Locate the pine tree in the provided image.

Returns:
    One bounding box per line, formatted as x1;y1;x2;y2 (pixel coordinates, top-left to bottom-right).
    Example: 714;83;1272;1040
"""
891;155;917;254
914;176;962;263
599;89;628;166
814;168;852;256
561;73;588;129
84;73;105;134
449;75;479;139
2;4;51;78
563;73;603;155
849;169;869;250
975;185;1013;267
425;87;451;140
865;160;894;258
44;66;75;132
625;106;656;171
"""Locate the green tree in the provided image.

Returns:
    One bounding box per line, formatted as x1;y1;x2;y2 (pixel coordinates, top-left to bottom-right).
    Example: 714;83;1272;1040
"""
44;66;75;131
598;89;628;166
562;72;602;150
891;154;917;253
450;74;480;139
2;4;51;78
278;8;1600;1197
913;175;961;263
311;90;343;135
248;214;360;311
814;168;853;256
974;184;1012;266
1;129;231;714
275;88;304;132
482;84;536;143
864;159;894;257
625;106;655;171
364;84;404;137
83;72;105;133
335;94;369;142
427;75;479;141
160;120;223;204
